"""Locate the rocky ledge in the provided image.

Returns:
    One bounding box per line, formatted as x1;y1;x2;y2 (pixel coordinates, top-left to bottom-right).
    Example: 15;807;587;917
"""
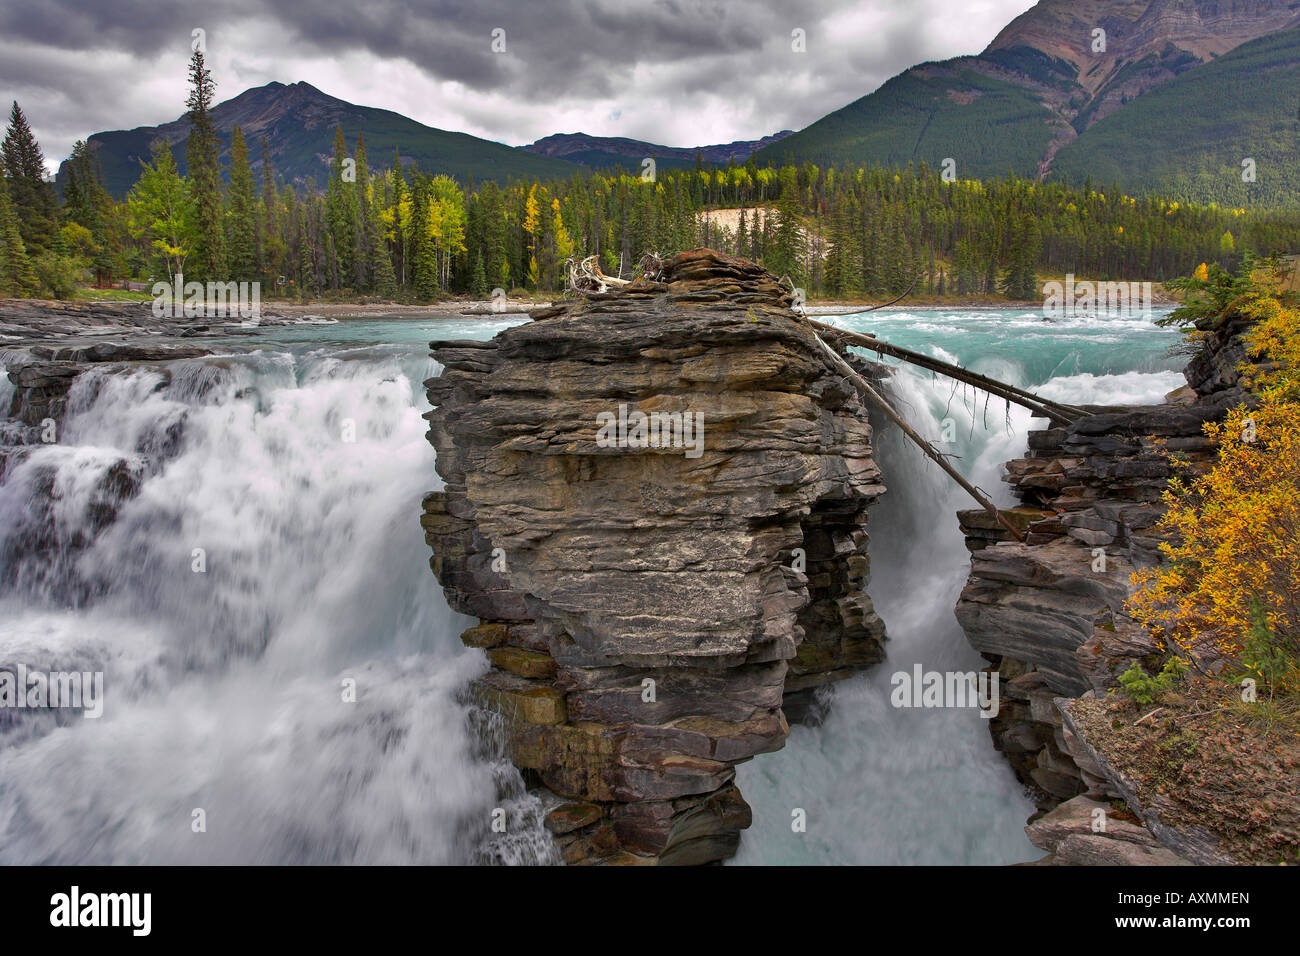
954;314;1261;863
420;249;888;864
0;296;303;343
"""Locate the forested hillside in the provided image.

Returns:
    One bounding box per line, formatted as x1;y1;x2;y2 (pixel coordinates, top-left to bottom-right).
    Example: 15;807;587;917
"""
1051;27;1300;205
7;51;1300;303
757;0;1300;203
754;56;1062;180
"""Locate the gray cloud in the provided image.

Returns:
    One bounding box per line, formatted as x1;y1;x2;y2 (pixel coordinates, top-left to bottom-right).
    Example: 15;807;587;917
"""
0;0;1036;167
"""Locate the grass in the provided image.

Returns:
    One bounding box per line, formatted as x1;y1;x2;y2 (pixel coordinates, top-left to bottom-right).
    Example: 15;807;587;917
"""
75;288;152;301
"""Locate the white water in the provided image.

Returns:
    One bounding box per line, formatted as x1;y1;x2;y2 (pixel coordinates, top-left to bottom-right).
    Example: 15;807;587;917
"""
0;343;556;864
0;309;1183;865
732;309;1184;865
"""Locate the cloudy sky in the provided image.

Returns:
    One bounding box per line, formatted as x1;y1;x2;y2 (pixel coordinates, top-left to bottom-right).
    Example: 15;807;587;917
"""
0;0;1037;171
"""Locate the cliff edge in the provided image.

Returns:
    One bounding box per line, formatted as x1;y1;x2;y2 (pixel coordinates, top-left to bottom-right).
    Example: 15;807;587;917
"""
420;249;888;864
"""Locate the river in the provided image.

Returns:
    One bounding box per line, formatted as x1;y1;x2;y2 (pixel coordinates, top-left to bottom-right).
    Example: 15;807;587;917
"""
0;306;1182;864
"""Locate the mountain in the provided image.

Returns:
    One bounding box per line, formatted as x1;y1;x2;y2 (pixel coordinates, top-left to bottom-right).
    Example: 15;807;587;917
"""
65;81;578;197
1050;25;1300;206
523;130;794;172
756;0;1300;192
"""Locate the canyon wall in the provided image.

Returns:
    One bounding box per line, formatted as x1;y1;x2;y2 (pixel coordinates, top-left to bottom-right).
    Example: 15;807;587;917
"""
421;250;888;864
955;315;1259;863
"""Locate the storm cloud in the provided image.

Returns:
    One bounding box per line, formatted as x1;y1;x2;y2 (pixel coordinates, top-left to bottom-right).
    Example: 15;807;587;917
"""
0;0;1036;168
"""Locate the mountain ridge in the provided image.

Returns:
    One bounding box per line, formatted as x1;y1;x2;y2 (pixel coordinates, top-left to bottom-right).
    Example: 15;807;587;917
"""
63;1;1300;203
64;80;578;196
523;130;794;171
756;0;1300;189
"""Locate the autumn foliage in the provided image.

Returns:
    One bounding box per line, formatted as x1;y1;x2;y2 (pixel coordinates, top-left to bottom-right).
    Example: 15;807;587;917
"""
1128;260;1300;689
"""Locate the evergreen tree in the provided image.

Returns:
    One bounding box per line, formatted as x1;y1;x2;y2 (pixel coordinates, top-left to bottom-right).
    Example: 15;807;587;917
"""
259;138;282;286
364;140;397;298
184;51;226;280
390;151;410;286
469;249;487;297
0;174;39;295
412;186;438;300
999;214;1040;300
324;126;357;288
2;101;58;257
353;132;372;290
63;139;112;283
766;200;806;284
225;126;257;280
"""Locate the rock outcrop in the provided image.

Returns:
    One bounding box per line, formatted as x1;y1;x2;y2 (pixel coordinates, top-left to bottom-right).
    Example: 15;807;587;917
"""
954;313;1261;862
420;250;888;864
1023;794;1192;866
0;297;304;342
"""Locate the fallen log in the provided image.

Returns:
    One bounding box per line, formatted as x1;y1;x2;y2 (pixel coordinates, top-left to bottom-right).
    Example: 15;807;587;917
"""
808;318;1087;426
460;303;546;315
803;321;1028;542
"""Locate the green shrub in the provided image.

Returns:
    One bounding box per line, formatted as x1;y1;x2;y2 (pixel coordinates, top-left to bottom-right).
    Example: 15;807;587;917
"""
31;252;85;299
1118;657;1188;705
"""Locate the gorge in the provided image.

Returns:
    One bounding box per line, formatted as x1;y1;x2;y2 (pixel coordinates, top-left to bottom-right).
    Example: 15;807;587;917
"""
0;251;1236;865
417;248;1223;864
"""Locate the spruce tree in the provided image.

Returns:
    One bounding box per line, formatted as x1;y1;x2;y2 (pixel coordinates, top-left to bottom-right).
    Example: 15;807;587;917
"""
412;187;438;300
259;138;281;285
767;200;806;285
353;132;372;290
2;101;58;257
364;139;397;298
999;215;1040;300
324;127;356;288
63;139;112;283
184;51;226;280
225;126;257;281
469;249;487;297
0;174;39;295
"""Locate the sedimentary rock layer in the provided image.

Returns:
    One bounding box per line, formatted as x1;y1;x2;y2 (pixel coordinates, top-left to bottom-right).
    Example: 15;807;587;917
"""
954;316;1260;861
421;249;887;864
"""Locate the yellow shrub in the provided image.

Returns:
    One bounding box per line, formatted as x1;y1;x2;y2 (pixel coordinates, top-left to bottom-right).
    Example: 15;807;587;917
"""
1128;273;1300;667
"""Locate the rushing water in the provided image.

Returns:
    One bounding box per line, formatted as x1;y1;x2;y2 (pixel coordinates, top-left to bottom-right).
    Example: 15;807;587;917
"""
0;306;1182;865
733;305;1184;865
0;322;554;864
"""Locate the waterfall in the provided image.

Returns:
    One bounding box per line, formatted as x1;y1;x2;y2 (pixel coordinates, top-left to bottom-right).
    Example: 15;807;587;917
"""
732;308;1185;865
0;309;1183;865
733;360;1041;865
0;345;556;864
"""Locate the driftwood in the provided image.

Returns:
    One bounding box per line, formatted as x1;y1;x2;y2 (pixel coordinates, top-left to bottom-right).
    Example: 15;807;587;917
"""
459;303;537;315
808;319;1087;426
568;255;634;294
792;275;1085;425
801;280;917;316
802;321;1028;541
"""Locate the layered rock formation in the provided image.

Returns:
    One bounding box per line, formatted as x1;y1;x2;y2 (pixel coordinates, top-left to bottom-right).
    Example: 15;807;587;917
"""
955;313;1260;861
0;296;303;340
421;250;887;864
